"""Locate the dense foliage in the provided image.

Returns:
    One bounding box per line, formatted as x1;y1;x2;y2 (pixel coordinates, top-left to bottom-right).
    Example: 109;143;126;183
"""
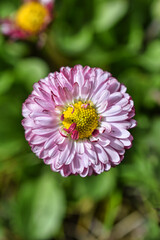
0;0;160;239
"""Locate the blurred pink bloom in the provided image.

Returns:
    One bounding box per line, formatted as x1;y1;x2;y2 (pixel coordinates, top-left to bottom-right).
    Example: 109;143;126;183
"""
0;0;54;40
22;65;136;177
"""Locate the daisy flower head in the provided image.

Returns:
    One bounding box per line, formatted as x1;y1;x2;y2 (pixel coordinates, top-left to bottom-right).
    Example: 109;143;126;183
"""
22;65;136;177
0;0;54;40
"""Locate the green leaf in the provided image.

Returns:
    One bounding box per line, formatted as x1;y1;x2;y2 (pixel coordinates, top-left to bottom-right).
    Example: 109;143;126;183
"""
118;68;151;110
0;1;16;17
0;225;5;240
139;40;160;72
93;0;128;32
56;25;93;55
0;139;23;161
15;58;49;91
82;45;110;67
149;118;160;155
5;42;30;58
127;19;143;52
73;169;117;201
0;70;14;95
11;173;66;240
104;191;122;230
151;0;160;20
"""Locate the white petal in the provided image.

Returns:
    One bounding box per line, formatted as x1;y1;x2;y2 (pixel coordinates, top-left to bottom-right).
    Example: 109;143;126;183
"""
105;146;120;164
75;142;85;154
32;128;55;135
108;92;123;105
103;105;121;116
109;126;130;139
105;114;128;122
30;135;47;145
58;140;73;165
94;143;109;164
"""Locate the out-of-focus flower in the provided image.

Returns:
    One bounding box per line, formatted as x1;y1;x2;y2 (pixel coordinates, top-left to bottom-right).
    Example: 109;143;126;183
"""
22;65;136;177
0;0;54;40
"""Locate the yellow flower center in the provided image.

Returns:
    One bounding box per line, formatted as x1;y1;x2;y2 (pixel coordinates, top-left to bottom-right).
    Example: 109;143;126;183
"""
15;2;48;34
62;101;99;139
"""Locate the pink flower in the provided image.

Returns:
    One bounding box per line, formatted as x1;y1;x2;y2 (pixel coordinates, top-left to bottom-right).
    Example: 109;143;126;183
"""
22;65;136;177
0;0;54;40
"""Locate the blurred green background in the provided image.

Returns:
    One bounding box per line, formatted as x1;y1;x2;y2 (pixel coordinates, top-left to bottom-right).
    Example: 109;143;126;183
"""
0;0;160;239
